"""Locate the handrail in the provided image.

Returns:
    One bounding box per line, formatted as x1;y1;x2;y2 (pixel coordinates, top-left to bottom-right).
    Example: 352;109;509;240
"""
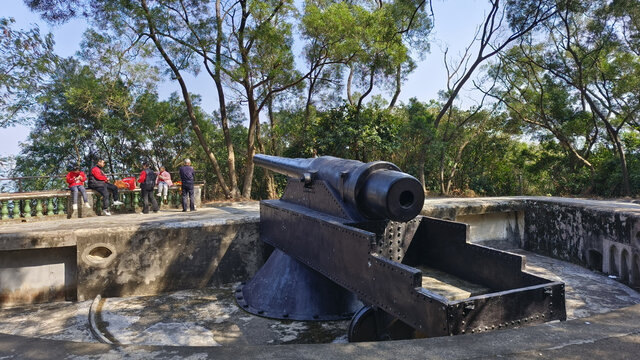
0;170;206;193
0;184;204;221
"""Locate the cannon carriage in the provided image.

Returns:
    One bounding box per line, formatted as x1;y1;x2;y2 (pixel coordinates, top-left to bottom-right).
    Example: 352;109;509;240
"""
236;155;566;341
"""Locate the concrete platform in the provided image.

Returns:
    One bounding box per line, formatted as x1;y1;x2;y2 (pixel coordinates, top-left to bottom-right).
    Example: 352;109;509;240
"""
1;248;638;349
0;201;260;251
0;305;639;359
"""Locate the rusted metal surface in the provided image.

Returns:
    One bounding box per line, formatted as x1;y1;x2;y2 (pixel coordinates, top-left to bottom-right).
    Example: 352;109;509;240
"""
239;155;566;342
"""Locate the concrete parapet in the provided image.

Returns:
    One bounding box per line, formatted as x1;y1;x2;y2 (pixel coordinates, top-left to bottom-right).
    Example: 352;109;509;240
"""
0;202;261;306
422;197;640;287
75;219;261;301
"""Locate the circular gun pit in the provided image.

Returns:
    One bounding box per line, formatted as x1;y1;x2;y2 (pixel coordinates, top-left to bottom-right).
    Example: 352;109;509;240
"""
0;249;638;346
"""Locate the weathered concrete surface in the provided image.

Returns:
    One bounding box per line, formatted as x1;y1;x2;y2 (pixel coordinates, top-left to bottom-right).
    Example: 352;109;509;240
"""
75;218;262;301
1;249;637;347
0;187;229;252
423;197;640;288
0;202;261;306
0;247;76;305
0;305;639;359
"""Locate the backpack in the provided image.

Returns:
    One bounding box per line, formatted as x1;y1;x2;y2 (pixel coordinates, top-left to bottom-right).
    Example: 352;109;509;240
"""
143;169;157;190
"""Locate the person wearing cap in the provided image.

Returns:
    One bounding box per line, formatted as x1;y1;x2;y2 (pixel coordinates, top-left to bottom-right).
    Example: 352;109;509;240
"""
179;158;196;212
66;165;91;211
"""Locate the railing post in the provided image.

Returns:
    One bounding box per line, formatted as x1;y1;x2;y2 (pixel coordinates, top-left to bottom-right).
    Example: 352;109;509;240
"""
173;189;179;207
202;180;207;201
1;201;8;220
133;192;139;210
47;198;54;216
24;200;31;218
36;199;43;217
18;179;22;193
13;200;20;219
58;197;66;215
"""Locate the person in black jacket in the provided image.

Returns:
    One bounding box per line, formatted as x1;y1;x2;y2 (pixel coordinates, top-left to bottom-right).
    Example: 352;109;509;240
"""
179;158;196;212
137;163;158;214
88;159;123;216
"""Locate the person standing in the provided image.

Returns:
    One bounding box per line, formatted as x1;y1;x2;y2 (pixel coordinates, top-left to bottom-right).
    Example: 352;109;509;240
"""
87;159;123;216
137;163;158;214
179;158;196;212
155;166;173;204
66;166;91;210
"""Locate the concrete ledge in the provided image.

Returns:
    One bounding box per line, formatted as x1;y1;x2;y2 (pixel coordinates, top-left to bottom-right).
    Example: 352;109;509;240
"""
0;303;638;359
422;197;640;286
0;202;262;306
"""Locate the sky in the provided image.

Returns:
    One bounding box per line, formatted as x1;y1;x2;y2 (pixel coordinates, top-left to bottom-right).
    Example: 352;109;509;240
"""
0;0;491;159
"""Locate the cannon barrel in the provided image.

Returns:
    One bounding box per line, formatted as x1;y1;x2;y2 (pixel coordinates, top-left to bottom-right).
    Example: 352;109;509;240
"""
254;154;424;222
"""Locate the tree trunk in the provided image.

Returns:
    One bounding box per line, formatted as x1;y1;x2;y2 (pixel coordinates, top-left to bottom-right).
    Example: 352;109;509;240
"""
214;0;240;198
614;136;631;196
267;96;278;155
141;0;231;198
388;65;402;110
256;118;277;199
445;140;470;194
439;150;446;195
417;144;427;193
241;92;258;198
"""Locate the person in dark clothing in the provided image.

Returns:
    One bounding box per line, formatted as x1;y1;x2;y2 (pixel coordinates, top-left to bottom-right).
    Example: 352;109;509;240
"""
87;159;123;216
179;158;196;212
137;163;158;214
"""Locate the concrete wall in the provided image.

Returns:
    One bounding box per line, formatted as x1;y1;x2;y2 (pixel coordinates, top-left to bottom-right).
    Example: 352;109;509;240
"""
75;221;261;301
423;197;640;288
0;247;76;306
0;202;262;307
523;199;640;285
455;211;524;248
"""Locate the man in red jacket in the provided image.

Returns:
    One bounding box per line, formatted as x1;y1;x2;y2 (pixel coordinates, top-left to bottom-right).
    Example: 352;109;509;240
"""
87;159;123;216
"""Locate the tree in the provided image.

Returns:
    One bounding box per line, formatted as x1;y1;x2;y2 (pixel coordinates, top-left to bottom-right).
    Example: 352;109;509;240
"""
485;46;599;193
0;17;56;127
12;58;209;192
488;0;640;195
301;0;432;156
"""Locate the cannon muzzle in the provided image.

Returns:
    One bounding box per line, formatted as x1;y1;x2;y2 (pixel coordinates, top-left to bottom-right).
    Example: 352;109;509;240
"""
254;154;424;222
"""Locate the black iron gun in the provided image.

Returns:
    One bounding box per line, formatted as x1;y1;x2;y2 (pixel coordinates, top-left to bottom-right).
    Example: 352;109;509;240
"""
236;154;566;341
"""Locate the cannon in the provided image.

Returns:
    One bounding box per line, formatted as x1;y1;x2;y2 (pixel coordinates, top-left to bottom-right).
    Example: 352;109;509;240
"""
236;155;566;341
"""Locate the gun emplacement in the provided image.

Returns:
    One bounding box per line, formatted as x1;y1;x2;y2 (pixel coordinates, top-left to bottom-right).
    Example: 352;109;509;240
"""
237;155;566;341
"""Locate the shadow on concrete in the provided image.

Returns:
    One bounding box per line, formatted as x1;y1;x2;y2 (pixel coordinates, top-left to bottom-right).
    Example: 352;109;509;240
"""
75;209;265;302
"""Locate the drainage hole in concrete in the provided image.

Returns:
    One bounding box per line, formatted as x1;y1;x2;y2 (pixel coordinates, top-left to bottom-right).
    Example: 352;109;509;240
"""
88;246;113;261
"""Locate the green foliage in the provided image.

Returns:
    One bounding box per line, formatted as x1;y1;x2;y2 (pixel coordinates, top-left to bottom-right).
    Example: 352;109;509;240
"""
0;17;57;127
9;0;640;200
312;101;400;161
11;59;211;191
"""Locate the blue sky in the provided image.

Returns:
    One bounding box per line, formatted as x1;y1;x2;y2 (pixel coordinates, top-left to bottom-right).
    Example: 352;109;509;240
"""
0;0;491;158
